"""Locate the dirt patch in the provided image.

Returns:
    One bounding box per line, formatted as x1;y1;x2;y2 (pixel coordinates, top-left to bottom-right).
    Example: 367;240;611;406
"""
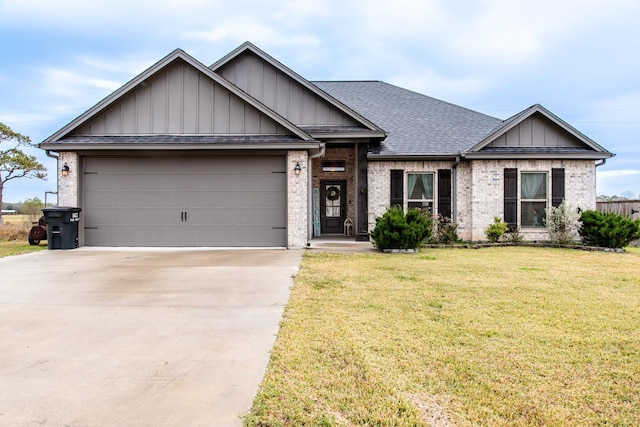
406;394;451;427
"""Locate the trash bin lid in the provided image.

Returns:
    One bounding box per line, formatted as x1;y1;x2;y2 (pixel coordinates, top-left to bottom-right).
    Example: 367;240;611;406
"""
42;207;82;213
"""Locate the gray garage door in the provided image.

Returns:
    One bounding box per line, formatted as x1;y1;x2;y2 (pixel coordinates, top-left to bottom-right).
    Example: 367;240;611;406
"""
82;155;287;247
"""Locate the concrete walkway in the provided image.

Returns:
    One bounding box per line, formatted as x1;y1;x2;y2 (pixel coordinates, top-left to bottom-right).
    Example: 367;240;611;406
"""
0;248;301;427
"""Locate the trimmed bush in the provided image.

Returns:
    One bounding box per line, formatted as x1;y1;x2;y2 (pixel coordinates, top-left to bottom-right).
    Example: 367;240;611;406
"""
579;210;640;248
485;216;509;243
545;201;582;244
371;206;433;250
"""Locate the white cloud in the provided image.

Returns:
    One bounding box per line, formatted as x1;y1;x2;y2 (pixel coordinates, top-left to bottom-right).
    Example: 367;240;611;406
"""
598;169;640;178
77;56;156;77
40;68;122;97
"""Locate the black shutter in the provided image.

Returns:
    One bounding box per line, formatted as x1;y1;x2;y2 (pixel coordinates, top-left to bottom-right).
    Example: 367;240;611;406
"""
437;169;452;219
504;168;518;230
390;169;404;207
552;168;565;207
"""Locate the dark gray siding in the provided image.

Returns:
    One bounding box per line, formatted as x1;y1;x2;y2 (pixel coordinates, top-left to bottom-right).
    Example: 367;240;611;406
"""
73;59;290;136
215;51;359;127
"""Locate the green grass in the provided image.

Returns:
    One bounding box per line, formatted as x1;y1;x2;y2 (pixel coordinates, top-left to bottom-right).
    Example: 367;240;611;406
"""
0;240;46;257
245;247;640;426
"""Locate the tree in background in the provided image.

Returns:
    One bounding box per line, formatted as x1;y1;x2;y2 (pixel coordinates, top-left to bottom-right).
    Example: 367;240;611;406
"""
0;122;47;225
19;197;45;222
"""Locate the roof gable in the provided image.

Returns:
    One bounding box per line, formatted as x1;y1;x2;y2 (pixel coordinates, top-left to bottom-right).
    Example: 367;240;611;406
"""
43;49;313;144
467;104;613;159
211;42;385;137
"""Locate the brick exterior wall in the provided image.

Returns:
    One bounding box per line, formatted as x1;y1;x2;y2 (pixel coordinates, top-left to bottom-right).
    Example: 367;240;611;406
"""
466;159;596;241
367;159;458;230
368;159;596;242
57;152;79;207
311;147;357;225
287;151;308;248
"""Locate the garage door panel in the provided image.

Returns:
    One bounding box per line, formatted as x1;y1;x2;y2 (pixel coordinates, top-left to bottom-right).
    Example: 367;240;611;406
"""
82;155;287;247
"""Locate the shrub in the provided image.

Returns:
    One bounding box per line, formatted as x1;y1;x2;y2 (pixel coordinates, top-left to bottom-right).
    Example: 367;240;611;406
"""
544;201;582;244
505;228;523;243
371;206;433;250
579;210;640;248
429;214;461;244
485;216;509;243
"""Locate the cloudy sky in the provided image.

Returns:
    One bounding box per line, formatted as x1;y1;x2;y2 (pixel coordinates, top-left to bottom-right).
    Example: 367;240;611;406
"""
1;0;639;203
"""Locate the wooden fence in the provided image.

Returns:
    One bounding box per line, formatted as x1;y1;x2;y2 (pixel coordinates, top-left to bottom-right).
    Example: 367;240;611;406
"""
596;200;640;246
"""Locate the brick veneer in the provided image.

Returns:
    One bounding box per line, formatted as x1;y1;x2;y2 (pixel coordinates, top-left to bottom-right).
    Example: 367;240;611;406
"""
368;159;596;241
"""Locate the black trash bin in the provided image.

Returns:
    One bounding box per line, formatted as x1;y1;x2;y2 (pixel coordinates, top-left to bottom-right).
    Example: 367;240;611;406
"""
42;207;82;250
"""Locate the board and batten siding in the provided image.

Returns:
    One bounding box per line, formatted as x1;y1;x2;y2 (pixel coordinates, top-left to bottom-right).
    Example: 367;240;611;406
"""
72;59;290;136
487;113;583;148
215;51;358;127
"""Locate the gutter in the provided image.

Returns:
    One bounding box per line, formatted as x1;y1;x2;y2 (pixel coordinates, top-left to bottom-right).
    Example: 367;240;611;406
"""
45;150;59;159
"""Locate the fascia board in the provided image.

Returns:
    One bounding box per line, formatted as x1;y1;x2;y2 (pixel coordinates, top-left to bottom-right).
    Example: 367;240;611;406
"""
39;141;325;152
309;131;387;139
367;153;460;161
463;152;615;160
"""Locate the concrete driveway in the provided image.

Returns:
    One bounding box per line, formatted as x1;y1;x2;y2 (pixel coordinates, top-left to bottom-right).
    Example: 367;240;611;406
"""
0;248;301;427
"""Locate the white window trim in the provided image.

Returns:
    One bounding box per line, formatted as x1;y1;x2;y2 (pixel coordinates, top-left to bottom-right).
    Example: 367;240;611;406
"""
406;171;435;211
520;171;549;228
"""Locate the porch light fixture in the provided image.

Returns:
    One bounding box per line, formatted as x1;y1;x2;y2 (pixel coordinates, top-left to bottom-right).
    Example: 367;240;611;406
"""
294;162;302;176
61;163;70;177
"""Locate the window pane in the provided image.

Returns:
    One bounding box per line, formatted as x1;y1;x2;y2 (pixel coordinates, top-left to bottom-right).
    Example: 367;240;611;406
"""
521;201;546;227
521;173;547;199
408;173;434;199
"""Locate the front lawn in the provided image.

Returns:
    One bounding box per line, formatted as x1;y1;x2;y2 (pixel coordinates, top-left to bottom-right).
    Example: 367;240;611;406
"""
0;240;46;258
245;247;640;426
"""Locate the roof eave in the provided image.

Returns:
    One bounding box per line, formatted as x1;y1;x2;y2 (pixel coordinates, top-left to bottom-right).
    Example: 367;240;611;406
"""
310;131;387;140
368;153;461;161
463;152;615;160
39;141;325;153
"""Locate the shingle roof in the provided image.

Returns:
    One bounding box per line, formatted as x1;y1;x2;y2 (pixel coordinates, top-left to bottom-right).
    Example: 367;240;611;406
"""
313;81;503;156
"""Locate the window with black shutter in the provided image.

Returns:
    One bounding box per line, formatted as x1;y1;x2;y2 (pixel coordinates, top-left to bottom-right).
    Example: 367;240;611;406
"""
552;168;565;207
437;169;452;219
390;169;404;207
504;168;518;230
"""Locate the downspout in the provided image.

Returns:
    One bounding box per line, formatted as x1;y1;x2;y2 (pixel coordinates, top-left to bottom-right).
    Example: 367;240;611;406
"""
595;159;607;168
45;151;60;207
307;143;326;245
452;153;461;223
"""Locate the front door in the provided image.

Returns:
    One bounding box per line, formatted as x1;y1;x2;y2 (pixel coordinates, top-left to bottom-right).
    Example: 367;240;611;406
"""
320;180;346;234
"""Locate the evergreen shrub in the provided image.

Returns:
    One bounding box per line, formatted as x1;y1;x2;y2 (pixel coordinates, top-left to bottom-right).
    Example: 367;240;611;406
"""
579;210;640;248
371;206;433;250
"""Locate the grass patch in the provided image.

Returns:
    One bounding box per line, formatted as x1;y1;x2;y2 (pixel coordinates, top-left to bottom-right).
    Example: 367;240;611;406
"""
245;247;640;426
0;221;46;257
0;240;46;257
